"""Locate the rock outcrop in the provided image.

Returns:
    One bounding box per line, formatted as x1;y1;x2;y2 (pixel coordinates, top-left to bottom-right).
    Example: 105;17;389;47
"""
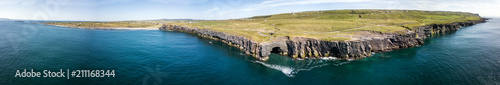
159;19;487;61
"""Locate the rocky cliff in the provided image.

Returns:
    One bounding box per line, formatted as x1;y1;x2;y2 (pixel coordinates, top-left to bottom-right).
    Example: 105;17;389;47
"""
159;19;487;61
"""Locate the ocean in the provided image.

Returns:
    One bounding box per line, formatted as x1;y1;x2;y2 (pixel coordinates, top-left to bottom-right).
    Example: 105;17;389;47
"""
1;18;499;84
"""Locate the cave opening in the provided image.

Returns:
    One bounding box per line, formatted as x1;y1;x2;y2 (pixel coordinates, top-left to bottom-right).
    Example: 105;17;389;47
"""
271;47;282;54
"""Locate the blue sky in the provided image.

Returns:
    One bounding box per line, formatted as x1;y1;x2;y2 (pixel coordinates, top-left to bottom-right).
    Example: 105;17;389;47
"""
0;0;499;21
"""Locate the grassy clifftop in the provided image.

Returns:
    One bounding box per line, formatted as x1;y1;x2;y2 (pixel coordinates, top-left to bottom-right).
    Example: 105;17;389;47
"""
168;10;482;42
45;10;483;42
44;20;172;28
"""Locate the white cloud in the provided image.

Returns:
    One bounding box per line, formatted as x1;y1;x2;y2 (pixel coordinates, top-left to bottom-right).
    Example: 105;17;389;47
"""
0;0;37;5
0;0;136;7
375;0;500;17
149;0;208;4
66;0;135;7
378;0;499;10
242;0;372;11
204;7;220;13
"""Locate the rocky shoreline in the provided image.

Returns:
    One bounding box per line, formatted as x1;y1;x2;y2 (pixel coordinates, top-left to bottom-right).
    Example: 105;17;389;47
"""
159;18;488;61
44;24;159;30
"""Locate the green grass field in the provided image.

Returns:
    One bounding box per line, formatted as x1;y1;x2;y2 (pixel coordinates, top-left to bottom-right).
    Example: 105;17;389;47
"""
44;20;173;28
45;10;483;42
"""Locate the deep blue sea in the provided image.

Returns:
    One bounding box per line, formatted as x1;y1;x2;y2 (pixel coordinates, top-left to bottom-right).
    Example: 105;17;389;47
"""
1;19;500;85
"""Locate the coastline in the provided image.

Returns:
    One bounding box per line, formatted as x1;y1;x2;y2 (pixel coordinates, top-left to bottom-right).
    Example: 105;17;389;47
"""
49;24;159;30
160;18;488;61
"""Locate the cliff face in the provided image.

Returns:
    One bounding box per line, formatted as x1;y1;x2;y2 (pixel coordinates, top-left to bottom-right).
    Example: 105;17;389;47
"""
159;19;487;61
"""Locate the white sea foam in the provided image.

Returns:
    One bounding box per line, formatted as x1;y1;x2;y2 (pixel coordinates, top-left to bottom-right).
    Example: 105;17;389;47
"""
252;60;330;77
320;57;338;60
334;62;349;66
295;63;328;72
296;58;304;60
254;61;295;77
113;28;158;30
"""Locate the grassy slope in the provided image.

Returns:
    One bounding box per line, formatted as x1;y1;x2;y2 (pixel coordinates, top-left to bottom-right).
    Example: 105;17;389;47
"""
45;10;482;42
44;20;173;28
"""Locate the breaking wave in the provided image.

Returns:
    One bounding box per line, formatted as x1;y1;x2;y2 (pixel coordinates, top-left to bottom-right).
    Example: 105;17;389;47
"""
251;59;345;77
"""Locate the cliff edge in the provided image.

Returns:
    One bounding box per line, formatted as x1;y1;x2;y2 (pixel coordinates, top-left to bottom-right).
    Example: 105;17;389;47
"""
160;18;487;61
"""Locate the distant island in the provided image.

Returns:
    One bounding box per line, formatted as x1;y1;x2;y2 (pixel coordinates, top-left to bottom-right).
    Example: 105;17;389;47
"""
44;9;487;61
0;18;11;21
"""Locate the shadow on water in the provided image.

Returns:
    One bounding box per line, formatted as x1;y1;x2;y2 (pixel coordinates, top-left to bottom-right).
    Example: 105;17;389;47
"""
161;24;481;79
1;19;497;84
163;31;356;77
154;20;497;85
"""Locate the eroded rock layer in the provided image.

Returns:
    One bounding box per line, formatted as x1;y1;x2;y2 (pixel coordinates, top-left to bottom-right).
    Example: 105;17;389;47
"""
159;19;487;61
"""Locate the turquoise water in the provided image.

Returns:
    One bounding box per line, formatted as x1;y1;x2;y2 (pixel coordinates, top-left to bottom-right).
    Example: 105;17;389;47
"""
0;19;499;85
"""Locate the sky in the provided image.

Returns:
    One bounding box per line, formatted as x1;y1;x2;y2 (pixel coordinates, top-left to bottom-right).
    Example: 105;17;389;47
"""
0;0;499;21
